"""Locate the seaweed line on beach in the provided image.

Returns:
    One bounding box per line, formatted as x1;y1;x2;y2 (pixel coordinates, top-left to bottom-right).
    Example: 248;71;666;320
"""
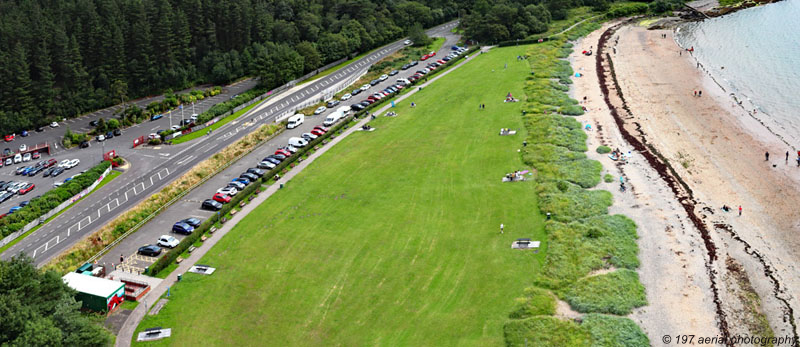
596;20;733;345
714;223;800;342
599;21;799;346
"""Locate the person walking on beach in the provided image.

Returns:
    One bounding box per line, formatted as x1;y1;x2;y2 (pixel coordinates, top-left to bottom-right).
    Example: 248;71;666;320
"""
787;151;790;163
765;151;770;161
698;90;702;97
738;206;742;216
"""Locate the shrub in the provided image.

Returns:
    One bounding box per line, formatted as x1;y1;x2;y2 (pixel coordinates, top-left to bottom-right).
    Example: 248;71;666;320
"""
504;317;591;347
603;174;614;183
563;269;647;315
582;314;650;347
509;287;556;319
538;185;612;221
596;146;611;154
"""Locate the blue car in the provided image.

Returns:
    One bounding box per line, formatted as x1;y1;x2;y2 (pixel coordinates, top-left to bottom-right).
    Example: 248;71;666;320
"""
172;222;194;235
150;114;164;121
21;130;28;137
233;177;250;185
8;206;22;214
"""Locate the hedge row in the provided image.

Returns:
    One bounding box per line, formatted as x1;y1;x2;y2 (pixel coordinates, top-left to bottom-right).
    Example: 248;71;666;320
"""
0;161;111;237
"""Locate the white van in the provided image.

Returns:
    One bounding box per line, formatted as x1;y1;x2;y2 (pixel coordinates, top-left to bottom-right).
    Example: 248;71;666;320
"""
288;137;308;148
397;78;410;85
336;106;351;116
286;114;304;129
323;111;344;127
13;154;21;164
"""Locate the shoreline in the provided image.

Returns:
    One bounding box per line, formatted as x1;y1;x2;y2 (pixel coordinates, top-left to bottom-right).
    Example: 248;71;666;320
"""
594;21;800;341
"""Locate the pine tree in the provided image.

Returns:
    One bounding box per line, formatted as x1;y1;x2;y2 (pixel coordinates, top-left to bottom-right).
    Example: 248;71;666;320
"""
8;43;36;116
31;39;56;116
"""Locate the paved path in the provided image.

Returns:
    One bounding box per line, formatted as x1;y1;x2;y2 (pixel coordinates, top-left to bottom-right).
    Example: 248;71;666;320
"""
114;47;483;347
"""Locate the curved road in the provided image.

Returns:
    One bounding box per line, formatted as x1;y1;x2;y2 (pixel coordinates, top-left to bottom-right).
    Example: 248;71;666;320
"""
1;21;460;266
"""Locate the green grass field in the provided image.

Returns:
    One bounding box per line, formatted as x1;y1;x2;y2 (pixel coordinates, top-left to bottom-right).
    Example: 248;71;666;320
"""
133;45;546;345
171;101;262;144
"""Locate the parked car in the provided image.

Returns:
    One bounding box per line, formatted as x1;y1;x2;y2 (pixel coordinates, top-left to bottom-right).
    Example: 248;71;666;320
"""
21;131;28;137
18;183;35;195
42;167;55;177
227;181;246;190
351;88;362;96
170;125;181;131
257;160;276;169
80;141;90;148
22;153;31;162
301;133;317;141
68;159;80;169
172;221;195;235
45;159;57;167
137;245;162;256
0;192;12;203
157;235;180;248
19;144;27;151
326;100;340;108
351;103;365;111
240;172;259;182
314;106;327;115
105;131;114;139
388;70;399;76
404;39;412;45
96;134;105;142
5;158;12;166
379;74;388;81
370;79;380;86
310;129;325;137
246;168;265;177
268;154;286;161
340;93;352;101
50;167;65;177
360;84;371;91
4;134;14;142
180;218;202;228
288;137;308;147
263;157;281;165
50;122;59;128
281;145;298;153
114;128;122;136
232;177;250;186
201;199;223;211
275;149;292;157
31;152;40;160
217;186;238;196
212;193;231;203
9;206;22;214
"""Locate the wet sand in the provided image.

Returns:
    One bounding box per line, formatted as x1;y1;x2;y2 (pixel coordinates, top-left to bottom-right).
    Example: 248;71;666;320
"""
569;22;800;342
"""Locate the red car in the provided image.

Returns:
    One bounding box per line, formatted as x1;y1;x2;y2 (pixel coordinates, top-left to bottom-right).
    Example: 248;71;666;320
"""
32;152;40;159
310;129;325;136
313;126;328;133
437;59;446;64
4;134;14;142
420;55;430;61
45;158;57;167
212;193;231;203
274;149;292;157
19;183;35;195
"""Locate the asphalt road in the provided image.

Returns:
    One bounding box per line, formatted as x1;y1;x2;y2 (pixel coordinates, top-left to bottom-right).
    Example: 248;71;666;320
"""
1;21;459;267
101;28;462;273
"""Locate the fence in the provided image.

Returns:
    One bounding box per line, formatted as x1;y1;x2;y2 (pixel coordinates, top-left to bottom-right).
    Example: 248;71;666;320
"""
273;70;368;123
0;166;113;248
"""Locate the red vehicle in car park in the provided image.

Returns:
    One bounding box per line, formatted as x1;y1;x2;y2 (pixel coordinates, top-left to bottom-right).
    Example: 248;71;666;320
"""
274;149;292;157
313;126;328;133
310;129;325;136
19;183;35;195
4;134;14;142
212;193;231;203
437;59;446;64
45;158;57;167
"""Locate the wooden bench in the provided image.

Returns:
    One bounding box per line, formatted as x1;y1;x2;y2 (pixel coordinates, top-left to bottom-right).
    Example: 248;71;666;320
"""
145;327;162;337
200;235;207;242
230;209;237;216
176;257;184;264
209;227;217;234
239;201;246;208
188;246;196;253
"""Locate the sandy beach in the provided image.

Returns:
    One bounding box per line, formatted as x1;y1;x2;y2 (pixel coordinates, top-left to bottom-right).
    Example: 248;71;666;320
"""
569;20;800;342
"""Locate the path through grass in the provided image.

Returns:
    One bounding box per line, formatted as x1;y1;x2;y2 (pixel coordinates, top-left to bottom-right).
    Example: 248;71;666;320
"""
133;45;545;345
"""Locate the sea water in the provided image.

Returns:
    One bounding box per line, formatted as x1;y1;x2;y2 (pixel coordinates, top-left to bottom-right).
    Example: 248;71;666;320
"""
675;0;800;146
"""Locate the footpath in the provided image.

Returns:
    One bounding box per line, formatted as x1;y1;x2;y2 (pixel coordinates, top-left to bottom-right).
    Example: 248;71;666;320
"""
114;48;483;347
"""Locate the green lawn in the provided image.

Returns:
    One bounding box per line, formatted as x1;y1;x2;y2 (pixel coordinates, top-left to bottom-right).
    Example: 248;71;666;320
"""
171;101;263;144
0;170;121;254
133;45;546;345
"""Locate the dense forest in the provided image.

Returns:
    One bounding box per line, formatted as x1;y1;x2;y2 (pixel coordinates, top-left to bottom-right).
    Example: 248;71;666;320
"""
0;0;464;135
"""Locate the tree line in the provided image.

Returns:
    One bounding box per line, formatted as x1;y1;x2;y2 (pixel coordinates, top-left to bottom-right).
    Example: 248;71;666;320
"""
0;0;463;135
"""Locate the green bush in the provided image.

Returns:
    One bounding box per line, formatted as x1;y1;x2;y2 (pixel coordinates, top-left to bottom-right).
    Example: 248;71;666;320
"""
603;174;614;183
504;317;591;347
560;105;585;116
509;287;556;319
596;146;611;154
538;185;612;221
582;314;650;347
564;269;647;315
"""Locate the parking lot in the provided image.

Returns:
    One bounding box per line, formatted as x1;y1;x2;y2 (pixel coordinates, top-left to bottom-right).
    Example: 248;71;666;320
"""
101;33;462;273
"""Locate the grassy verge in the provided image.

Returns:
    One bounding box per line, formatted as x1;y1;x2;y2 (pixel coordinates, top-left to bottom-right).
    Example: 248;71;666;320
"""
45;125;283;273
170;101;262;144
0;170;121;254
503;17;649;345
133;44;546;345
298;49;381;87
